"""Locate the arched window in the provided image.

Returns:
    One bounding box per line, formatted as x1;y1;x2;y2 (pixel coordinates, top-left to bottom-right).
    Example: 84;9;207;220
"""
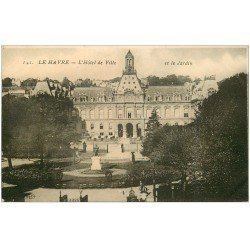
156;108;161;118
90;110;94;119
173;94;180;101
99;109;104;119
174;108;180;117
118;109;123;118
165;108;171;117
81;110;86;119
108;109;113;118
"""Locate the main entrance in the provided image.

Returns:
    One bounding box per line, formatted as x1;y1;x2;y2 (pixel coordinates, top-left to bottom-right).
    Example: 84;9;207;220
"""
118;124;123;137
126;123;133;138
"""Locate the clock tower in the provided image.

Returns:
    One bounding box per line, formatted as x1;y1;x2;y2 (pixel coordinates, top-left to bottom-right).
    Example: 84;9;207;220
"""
124;50;136;74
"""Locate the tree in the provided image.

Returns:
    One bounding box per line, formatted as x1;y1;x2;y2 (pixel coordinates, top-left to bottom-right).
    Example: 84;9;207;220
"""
195;73;248;200
142;109;162;158
146;74;192;86
2;77;12;87
142;73;248;201
62;77;71;88
145;108;161;134
26;94;81;166
2;95;29;167
2;93;81;167
21;78;38;87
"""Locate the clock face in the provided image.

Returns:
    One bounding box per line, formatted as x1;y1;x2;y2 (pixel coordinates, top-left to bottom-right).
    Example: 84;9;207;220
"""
124;92;134;101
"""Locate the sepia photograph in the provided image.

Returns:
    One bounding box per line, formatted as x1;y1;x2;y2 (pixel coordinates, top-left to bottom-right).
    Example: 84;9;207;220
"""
1;46;248;202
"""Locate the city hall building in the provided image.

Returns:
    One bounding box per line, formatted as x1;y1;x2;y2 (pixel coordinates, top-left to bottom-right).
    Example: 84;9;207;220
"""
72;50;217;139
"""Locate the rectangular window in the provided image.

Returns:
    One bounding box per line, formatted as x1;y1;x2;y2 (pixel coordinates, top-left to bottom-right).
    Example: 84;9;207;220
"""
109;132;113;136
184;108;189;117
100;124;104;129
100;132;104;136
91;124;94;130
128;112;132;118
137;109;142;118
146;110;151;118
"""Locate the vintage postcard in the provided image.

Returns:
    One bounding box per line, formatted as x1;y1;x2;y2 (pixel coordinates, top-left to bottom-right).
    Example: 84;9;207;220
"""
1;46;248;202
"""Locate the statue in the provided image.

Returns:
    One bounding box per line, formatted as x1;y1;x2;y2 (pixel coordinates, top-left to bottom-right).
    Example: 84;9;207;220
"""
94;144;99;156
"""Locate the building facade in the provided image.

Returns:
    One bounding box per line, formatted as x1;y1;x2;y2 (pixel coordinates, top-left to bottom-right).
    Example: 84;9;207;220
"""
72;50;217;139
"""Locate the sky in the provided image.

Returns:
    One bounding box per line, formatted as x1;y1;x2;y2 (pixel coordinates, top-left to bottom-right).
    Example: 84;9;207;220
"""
2;46;248;82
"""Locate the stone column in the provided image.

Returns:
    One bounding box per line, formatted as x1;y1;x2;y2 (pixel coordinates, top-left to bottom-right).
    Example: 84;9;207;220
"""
133;124;137;138
123;124;127;138
114;123;118;138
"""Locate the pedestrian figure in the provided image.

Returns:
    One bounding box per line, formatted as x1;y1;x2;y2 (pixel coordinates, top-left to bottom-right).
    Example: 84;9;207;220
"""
82;141;87;153
131;152;135;164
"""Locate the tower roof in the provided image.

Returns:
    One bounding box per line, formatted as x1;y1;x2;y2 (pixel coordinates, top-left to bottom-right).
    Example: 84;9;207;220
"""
125;50;134;58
